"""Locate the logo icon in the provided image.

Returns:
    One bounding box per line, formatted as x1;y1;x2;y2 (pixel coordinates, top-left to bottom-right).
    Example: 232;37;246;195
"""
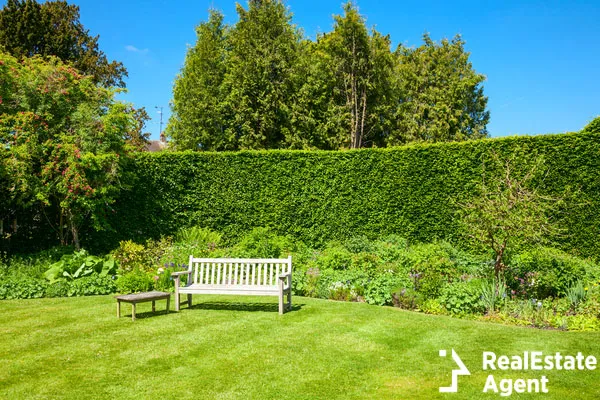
439;349;470;393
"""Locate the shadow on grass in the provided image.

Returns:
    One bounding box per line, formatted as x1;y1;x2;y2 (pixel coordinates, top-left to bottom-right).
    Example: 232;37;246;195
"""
187;301;304;313
120;310;171;320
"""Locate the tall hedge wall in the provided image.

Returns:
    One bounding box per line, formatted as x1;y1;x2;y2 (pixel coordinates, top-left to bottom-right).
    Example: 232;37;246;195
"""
92;132;600;258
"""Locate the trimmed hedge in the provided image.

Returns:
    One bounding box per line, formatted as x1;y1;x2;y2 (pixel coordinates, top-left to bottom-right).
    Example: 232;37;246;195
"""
88;132;599;258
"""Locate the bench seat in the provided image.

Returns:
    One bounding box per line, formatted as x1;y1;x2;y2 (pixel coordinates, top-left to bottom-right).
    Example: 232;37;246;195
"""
179;284;280;296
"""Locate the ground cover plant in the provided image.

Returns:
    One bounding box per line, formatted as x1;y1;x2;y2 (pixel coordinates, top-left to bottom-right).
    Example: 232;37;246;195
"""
2;226;600;332
1;295;600;399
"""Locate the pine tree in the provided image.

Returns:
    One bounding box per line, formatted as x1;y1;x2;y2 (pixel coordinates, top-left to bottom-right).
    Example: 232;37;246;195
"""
390;34;489;144
167;10;229;150
221;0;301;149
0;0;127;88
310;2;395;148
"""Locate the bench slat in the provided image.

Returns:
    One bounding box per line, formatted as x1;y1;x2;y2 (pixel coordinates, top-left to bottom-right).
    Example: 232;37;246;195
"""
179;288;280;296
191;257;292;264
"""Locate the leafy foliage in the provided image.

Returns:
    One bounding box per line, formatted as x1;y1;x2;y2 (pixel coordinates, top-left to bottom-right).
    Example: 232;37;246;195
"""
0;52;138;250
565;280;587;308
459;152;564;277
168;9;229;150
0;278;47;299
167;2;488;150
43;249;117;283
116;270;154;294
507;247;595;298
391;34;489;144
230;227;295;258
0;0;127;88
88;132;600;259
581;116;600;134
438;279;484;315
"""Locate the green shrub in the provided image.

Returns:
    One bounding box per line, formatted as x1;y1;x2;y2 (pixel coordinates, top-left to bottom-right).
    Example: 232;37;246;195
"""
318;242;353;270
372;235;409;264
0;246;75;281
350;252;381;277
344;236;375;254
507;247;598;298
230;227;296;258
45;281;70;298
116;271;154;294
364;274;402;306
113;237;174;273
327;281;353;301
438;280;484;316
420;298;447;315
565;280;587;308
391;287;422;310
566;314;600;331
0;273;117;299
113;240;149;273
175;226;222;249
144;236;174;268
84;132;600;261
0;278;47;299
66;273;117;296
401;242;467;298
43;249;117;283
480;278;508;314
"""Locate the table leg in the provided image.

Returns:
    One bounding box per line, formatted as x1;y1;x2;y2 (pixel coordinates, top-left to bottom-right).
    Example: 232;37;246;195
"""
166;296;170;314
132;303;136;321
152;300;156;313
117;301;121;318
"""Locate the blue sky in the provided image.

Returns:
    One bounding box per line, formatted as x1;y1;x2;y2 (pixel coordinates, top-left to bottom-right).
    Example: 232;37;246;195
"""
11;0;600;140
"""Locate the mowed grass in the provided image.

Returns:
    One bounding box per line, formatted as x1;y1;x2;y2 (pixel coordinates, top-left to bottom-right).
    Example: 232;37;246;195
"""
1;296;599;399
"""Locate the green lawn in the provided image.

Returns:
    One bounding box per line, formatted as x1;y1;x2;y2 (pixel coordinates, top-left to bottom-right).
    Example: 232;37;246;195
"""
1;295;599;399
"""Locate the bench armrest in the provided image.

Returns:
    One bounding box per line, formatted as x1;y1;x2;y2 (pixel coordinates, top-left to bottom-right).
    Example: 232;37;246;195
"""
171;270;192;277
278;272;292;280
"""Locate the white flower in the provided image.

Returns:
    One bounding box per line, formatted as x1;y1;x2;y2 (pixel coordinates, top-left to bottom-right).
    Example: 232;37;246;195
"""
158;267;165;274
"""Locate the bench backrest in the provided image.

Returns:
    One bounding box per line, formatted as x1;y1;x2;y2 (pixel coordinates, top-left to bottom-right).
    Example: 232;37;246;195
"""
187;256;292;287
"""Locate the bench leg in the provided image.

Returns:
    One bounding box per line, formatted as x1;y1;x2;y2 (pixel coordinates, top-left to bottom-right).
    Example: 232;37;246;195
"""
187;294;192;308
278;279;284;315
166;296;170;314
117;301;121;318
152;300;156;313
287;275;292;311
174;277;180;311
132;303;136;321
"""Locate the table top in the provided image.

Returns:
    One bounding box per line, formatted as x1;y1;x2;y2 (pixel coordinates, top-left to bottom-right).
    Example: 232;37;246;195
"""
115;291;171;302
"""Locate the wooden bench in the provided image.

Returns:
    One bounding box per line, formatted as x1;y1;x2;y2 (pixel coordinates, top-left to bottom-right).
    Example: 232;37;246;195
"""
172;256;292;314
115;291;171;321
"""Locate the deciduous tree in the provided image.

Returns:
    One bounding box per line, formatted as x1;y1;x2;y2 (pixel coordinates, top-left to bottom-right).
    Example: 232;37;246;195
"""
459;153;562;278
0;53;135;249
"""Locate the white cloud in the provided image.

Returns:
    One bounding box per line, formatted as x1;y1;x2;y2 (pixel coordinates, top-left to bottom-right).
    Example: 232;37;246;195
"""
125;45;149;54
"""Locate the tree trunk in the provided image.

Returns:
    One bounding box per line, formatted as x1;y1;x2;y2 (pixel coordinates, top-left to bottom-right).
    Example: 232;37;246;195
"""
67;210;80;250
494;239;507;279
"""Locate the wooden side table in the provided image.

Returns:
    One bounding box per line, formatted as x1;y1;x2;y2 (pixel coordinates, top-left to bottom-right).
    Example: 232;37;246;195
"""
115;291;171;321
